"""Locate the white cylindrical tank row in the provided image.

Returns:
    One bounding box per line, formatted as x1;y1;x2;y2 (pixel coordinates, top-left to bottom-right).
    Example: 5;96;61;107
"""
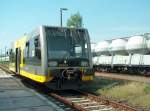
94;34;150;55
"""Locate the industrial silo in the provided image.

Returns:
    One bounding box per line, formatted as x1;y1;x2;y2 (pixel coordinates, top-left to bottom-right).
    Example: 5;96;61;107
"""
126;35;148;65
126;35;148;54
108;39;128;55
95;41;110;55
108;39;128;67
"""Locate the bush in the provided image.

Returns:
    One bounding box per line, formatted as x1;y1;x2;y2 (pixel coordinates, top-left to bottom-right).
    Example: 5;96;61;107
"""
144;84;150;94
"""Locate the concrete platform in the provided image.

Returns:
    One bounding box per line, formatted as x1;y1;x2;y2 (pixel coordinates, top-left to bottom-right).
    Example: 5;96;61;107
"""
0;69;64;111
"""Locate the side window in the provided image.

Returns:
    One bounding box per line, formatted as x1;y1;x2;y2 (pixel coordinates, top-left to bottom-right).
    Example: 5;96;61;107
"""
75;45;82;57
25;42;30;58
34;37;41;60
24;41;30;64
24;36;41;66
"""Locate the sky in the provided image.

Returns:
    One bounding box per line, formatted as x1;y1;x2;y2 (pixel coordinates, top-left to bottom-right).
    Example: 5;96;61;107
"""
0;0;150;49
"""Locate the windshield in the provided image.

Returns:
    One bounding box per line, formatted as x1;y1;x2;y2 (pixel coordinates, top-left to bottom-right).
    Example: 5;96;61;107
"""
46;27;89;60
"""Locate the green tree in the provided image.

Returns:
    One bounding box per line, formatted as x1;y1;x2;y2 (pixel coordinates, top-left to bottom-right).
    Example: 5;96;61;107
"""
67;12;83;28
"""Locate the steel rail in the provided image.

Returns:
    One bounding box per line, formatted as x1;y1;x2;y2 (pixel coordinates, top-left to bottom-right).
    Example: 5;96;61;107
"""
49;90;139;111
49;93;89;111
78;90;138;111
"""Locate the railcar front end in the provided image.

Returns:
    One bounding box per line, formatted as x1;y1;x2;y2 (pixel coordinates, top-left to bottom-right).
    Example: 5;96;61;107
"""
9;26;94;90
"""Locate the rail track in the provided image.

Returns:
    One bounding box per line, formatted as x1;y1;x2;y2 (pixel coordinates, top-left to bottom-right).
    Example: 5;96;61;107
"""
0;65;139;111
49;90;138;111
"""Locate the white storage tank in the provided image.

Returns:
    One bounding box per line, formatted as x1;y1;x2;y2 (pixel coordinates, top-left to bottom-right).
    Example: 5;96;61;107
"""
108;39;128;55
126;35;148;54
130;54;143;65
95;41;110;55
92;56;99;65
147;39;150;49
146;39;150;54
113;55;129;65
142;55;150;65
97;55;111;65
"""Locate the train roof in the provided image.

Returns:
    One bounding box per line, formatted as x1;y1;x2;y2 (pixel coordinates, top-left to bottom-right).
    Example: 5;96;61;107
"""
13;25;88;47
42;25;87;30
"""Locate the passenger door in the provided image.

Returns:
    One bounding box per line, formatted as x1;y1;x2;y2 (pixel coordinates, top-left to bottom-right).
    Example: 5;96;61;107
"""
15;48;21;74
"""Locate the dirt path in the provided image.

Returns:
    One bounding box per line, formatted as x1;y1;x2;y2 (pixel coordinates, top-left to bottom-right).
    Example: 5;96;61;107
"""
95;72;150;83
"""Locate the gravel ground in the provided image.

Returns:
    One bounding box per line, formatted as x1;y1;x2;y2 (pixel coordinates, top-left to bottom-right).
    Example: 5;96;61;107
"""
95;72;150;83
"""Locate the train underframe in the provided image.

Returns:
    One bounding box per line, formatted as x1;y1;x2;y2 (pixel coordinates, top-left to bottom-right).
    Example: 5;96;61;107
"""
94;65;150;76
46;68;93;90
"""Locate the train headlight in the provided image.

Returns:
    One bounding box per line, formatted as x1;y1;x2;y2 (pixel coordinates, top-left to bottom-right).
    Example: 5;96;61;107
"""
49;61;58;67
81;61;88;67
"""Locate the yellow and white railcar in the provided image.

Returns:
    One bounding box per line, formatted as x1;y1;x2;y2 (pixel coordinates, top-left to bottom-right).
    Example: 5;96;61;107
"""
9;26;94;89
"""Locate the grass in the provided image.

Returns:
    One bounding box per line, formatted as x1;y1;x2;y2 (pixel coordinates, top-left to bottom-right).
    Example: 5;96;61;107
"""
131;94;150;110
83;77;124;93
84;77;150;111
144;84;150;94
0;61;9;66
